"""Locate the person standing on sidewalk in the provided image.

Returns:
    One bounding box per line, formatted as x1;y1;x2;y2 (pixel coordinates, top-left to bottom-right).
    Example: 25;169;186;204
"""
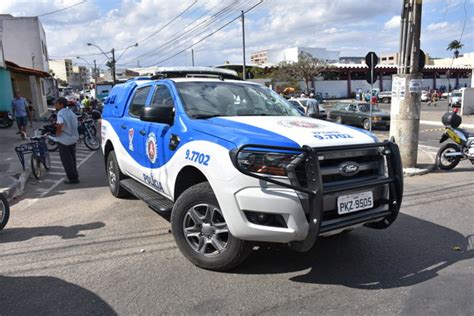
11;91;28;139
53;97;80;184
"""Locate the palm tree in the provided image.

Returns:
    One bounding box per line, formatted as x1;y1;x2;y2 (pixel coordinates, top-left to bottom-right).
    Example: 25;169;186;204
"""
447;40;464;58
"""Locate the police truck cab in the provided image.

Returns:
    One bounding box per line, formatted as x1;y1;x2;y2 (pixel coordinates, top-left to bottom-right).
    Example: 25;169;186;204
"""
101;67;403;271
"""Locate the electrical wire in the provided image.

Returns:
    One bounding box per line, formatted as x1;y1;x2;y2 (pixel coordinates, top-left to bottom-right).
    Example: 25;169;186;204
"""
132;0;251;66
153;0;264;66
38;0;87;17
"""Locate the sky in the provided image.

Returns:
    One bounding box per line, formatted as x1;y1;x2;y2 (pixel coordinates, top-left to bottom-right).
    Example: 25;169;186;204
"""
0;0;472;70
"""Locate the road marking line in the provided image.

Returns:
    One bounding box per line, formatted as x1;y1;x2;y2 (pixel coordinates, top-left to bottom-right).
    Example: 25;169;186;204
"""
420;120;474;129
48;172;66;175
18;150;97;210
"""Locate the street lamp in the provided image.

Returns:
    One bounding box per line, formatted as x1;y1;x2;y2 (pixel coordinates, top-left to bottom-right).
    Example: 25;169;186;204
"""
86;42;138;85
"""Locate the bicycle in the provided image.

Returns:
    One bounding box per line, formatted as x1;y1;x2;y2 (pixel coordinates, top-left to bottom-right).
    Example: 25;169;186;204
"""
0;193;9;230
15;135;51;180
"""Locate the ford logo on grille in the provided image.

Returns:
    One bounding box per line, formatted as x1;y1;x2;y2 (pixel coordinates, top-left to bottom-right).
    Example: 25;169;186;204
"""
339;162;360;177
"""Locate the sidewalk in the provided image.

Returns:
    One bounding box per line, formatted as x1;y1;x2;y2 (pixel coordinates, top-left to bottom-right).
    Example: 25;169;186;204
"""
0;121;44;201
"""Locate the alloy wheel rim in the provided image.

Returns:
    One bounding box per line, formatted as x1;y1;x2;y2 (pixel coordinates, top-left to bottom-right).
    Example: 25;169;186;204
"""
108;159;116;189
183;203;229;256
441;148;457;165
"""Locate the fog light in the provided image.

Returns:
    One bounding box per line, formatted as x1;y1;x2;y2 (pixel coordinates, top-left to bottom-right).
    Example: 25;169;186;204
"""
244;211;287;228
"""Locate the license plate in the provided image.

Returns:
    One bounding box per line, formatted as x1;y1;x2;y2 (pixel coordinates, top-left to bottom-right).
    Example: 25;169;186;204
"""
337;191;373;215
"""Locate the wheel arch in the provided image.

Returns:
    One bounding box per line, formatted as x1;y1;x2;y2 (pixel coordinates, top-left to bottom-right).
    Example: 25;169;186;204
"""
104;140;114;169
173;166;208;201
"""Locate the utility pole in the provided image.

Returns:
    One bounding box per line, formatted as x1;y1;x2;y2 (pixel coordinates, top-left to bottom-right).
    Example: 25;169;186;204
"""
241;10;246;80
111;48;116;85
93;59;98;88
191;49;195;66
390;0;423;168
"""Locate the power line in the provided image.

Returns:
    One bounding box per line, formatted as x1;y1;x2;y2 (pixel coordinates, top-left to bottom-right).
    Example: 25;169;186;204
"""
153;0;263;66
124;0;240;64
132;0;250;66
137;0;198;45
38;0;87;17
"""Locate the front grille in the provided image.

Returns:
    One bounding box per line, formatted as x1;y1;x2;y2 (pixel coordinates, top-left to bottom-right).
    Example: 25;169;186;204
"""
295;148;384;189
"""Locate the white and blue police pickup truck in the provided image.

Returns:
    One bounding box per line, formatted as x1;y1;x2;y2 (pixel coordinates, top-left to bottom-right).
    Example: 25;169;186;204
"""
101;67;403;271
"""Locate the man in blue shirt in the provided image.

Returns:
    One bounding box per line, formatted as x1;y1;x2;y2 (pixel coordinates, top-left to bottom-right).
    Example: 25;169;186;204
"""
52;97;80;184
11;91;28;139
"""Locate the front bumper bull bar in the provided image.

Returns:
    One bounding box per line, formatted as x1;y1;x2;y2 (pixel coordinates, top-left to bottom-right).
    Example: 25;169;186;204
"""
231;141;403;252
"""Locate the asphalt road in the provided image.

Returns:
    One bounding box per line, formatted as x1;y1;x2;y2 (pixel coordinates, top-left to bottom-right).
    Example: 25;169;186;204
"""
1;117;473;315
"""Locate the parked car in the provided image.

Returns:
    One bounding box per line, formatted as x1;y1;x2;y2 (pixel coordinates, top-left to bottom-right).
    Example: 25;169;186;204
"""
288;98;326;119
100;68;403;271
449;91;462;108
328;102;390;130
377;91;392;104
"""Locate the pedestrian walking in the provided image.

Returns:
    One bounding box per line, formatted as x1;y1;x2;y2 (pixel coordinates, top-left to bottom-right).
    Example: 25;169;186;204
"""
53;97;80;184
11;91;28;139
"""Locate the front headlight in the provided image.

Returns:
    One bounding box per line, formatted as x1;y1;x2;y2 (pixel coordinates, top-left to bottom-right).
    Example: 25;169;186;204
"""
236;150;300;176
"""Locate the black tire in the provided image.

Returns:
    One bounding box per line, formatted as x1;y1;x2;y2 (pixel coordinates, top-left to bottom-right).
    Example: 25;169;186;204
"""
42;151;51;170
89;124;97;136
31;155;42;179
171;182;252;271
382;97;390;104
0;193;10;230
336;116;343;124
0;118;13;128
84;135;100;151
437;143;461;170
363;118;370;130
106;150;128;198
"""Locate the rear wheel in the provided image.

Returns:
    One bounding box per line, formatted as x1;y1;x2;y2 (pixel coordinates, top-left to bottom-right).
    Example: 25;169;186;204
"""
84;135;100;151
42;151;51;170
382;97;390;103
171;182;252;271
31;155;42;179
0;193;10;230
363;118;370;130
107;150;128;198
437;143;461;170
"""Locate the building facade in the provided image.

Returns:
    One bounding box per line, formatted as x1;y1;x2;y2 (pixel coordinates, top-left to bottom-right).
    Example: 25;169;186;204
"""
49;59;73;83
0;14;50;117
250;46;340;65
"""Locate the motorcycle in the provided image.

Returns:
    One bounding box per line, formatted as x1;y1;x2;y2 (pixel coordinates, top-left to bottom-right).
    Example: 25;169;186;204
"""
78;118;100;151
436;111;474;170
0;112;14;128
0;192;10;230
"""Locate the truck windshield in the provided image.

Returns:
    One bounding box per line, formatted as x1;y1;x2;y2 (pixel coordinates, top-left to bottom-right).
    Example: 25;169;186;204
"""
175;82;302;118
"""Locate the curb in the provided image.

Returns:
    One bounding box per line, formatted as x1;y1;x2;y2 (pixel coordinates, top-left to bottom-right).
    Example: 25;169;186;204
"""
403;164;436;177
0;169;31;202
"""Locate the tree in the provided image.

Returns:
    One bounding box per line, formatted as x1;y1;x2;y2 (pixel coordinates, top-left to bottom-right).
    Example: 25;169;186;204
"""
447;40;464;58
272;52;328;94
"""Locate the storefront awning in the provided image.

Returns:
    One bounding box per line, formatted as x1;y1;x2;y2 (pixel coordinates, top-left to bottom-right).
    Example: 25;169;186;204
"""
5;60;50;78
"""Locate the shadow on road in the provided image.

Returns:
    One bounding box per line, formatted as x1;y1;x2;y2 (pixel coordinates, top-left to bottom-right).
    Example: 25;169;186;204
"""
0;222;105;243
0;275;116;315
235;214;473;290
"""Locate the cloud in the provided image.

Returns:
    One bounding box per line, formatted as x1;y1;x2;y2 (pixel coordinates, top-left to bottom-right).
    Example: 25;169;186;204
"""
384;16;400;30
426;21;450;31
323;28;337;34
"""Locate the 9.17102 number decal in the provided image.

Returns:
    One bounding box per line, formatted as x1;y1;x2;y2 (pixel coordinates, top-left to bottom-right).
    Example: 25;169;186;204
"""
185;149;210;166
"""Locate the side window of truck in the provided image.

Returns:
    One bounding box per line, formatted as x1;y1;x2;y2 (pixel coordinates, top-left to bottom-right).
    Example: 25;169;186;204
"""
151;85;175;108
129;86;152;117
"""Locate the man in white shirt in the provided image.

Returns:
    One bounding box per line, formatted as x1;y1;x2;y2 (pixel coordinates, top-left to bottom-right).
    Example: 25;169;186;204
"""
53;97;80;184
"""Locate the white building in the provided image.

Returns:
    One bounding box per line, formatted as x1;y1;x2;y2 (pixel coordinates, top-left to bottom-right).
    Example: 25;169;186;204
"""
0;14;50;117
251;46;340;65
431;52;474;68
49;59;73;83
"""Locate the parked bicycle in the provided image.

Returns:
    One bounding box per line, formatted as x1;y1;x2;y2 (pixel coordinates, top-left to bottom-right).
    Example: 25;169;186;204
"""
15;135;51;179
0;193;9;230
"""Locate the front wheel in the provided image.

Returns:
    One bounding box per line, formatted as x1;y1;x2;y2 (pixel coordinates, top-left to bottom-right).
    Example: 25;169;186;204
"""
382;97;390;104
437;143;462;170
106;150;128;198
31;155;43;179
84;135;100;151
171;182;252;271
0;193;10;230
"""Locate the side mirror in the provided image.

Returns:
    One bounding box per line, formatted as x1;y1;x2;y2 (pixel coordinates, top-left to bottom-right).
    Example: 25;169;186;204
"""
140;106;174;125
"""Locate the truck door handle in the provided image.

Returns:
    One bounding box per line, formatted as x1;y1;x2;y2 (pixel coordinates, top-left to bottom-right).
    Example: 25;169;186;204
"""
121;124;127;129
139;129;146;136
